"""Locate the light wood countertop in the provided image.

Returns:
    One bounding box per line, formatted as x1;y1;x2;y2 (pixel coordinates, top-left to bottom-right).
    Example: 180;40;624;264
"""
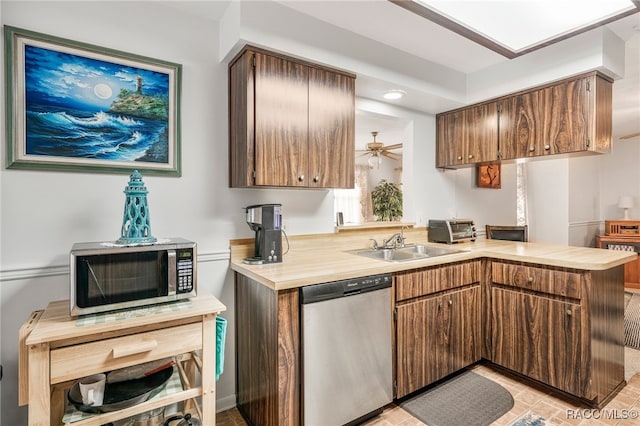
229;229;637;290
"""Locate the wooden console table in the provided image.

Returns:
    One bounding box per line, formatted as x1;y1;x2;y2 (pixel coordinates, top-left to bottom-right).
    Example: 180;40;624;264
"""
597;235;640;289
19;295;225;426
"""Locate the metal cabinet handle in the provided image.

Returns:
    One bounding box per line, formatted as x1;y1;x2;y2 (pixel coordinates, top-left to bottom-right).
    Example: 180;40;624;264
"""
457;155;463;161
544;144;551;150
468;154;474;160
528;277;534;283
529;146;535;152
313;175;320;183
448;300;453;306
298;175;305;182
566;309;572;316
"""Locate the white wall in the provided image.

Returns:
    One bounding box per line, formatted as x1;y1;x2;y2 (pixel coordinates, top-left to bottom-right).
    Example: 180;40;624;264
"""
568;155;603;247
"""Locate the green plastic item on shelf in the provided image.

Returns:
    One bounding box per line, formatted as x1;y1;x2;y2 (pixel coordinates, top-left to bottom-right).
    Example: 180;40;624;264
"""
216;316;227;381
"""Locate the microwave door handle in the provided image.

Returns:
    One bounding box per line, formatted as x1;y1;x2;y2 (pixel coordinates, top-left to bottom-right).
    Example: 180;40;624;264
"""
168;250;176;295
84;260;107;302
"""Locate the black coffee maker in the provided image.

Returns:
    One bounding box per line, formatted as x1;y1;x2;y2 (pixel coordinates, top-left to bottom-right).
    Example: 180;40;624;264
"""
244;204;283;264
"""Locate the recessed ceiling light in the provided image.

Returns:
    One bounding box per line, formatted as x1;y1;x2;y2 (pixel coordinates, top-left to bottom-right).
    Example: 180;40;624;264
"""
383;90;406;100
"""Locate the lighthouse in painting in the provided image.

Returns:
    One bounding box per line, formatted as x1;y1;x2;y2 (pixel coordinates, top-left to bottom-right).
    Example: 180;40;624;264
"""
136;75;143;94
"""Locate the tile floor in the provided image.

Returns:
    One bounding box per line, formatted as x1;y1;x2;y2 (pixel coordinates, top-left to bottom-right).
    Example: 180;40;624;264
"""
215;363;640;426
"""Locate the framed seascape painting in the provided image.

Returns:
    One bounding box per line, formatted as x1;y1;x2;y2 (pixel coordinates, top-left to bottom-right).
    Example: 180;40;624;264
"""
4;26;182;175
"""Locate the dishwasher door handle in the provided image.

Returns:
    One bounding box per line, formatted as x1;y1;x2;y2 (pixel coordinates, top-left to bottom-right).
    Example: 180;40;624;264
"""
344;289;362;297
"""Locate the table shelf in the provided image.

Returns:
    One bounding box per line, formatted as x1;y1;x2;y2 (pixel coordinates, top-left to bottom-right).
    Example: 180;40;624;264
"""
19;295;225;426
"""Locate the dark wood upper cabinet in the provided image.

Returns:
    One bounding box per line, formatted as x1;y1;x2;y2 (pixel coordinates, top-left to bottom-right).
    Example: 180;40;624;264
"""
499;73;612;160
308;67;355;188
436;71;612;168
253;52;309;187
436;102;499;168
229;46;355;188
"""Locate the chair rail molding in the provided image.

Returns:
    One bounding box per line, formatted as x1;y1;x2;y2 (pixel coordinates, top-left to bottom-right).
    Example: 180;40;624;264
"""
0;250;231;282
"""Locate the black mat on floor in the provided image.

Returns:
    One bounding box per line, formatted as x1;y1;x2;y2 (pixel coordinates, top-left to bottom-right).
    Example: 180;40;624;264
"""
399;369;514;426
625;292;640;350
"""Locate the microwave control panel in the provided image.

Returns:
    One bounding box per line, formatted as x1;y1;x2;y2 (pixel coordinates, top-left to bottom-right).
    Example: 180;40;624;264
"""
176;248;194;293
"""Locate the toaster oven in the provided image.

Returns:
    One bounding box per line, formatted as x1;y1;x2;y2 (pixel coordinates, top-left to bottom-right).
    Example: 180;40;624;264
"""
428;219;476;244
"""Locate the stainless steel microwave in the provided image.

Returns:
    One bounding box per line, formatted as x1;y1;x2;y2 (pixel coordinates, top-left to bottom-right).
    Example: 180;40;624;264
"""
70;238;196;316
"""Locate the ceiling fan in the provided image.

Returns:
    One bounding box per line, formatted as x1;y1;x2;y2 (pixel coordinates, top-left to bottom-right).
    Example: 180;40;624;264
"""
357;131;403;168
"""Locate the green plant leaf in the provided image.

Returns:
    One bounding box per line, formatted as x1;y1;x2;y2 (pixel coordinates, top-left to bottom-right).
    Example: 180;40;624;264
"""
371;179;403;221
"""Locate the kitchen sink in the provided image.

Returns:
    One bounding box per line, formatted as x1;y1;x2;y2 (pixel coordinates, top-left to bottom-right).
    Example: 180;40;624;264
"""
348;244;463;262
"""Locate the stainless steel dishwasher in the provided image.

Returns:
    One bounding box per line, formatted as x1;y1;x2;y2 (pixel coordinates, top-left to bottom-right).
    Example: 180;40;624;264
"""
301;273;393;426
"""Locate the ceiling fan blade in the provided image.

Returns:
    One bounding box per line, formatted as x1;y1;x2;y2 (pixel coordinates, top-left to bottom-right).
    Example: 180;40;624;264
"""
381;151;400;160
620;132;640;140
382;143;403;150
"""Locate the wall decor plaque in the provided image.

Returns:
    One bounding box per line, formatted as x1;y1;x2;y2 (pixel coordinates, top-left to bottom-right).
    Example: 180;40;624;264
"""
477;162;501;189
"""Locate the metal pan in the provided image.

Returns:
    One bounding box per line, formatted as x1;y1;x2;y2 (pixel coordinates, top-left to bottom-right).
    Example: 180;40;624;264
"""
68;366;173;413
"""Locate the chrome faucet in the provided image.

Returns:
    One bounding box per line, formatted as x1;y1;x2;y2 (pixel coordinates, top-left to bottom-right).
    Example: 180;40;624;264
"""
382;232;406;249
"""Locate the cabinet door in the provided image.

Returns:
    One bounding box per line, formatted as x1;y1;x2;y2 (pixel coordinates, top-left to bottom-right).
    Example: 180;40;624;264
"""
498;90;540;160
466;103;499;164
436;110;466;167
396;286;480;397
308;68;355;188
500;78;589;159
491;287;585;397
436;104;498;167
254;52;309;187
537;78;588;155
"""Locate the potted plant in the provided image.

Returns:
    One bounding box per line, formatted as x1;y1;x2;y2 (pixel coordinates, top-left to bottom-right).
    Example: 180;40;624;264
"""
371;179;403;221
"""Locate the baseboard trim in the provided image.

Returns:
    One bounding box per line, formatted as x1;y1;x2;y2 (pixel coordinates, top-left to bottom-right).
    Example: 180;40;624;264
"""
216;394;237;412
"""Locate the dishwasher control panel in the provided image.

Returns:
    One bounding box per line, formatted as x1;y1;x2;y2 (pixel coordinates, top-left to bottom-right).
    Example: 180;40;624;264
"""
300;273;392;304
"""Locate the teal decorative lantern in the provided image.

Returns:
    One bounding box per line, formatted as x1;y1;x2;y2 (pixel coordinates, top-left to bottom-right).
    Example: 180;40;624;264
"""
117;170;157;245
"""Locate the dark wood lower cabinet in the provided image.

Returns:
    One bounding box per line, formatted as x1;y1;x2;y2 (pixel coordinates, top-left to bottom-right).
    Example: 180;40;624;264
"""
489;261;625;407
491;287;584;396
235;273;300;426
233;259;626;425
396;286;481;398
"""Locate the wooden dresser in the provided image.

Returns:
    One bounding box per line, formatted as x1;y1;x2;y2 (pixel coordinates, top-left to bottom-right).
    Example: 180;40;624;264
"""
19;294;225;426
597;220;640;289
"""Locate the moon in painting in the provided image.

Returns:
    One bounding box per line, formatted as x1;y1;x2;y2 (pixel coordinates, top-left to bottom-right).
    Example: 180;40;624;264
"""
93;83;113;100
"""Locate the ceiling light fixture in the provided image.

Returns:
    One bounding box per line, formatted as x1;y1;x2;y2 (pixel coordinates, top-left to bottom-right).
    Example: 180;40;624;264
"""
368;152;382;169
383;90;406;100
392;0;639;58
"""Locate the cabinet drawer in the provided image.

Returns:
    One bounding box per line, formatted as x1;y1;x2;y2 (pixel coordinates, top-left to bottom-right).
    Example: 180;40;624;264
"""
395;260;481;302
50;322;203;384
492;262;582;299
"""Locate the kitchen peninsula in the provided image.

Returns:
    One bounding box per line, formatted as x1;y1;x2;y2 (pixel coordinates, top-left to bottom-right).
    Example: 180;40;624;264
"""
229;228;637;426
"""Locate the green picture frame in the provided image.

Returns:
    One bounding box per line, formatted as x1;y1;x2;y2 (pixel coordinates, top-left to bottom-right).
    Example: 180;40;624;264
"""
4;26;182;176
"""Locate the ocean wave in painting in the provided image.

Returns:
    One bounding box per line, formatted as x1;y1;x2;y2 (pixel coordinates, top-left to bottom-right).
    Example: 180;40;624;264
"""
25;110;168;163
